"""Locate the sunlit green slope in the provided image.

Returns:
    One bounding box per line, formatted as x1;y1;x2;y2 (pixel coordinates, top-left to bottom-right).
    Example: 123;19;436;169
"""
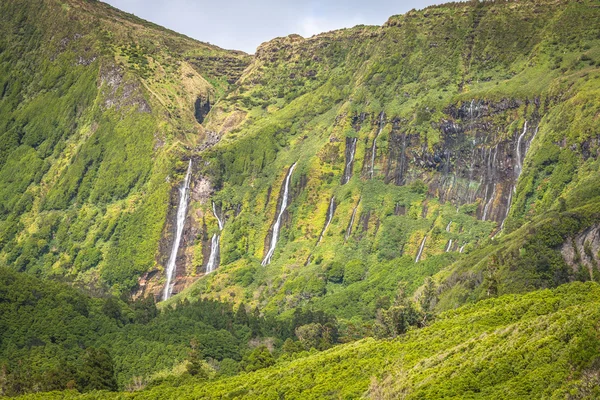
19;281;600;399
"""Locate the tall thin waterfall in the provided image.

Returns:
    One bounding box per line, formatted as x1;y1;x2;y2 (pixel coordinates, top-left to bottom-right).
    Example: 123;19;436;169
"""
213;201;224;230
205;202;224;274
162;160;193;301
345;198;360;241
446;221;452;232
317;196;336;245
342;138;357;185
415;235;427;263
262;163;296;266
515;121;528;176
445;239;453;252
369;113;385;178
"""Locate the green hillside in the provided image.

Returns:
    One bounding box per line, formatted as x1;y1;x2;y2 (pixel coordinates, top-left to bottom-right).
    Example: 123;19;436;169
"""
17;281;600;399
1;0;600;397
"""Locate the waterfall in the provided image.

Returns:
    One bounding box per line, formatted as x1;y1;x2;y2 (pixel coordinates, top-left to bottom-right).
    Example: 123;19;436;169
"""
317;196;335;245
262;163;296;266
205;201;224;274
459;244;465;253
369;113;385;178
342;138;358;184
345;198;360;241
212;201;224;231
415;235;427;263
516;121;528;176
162;160;193;301
445;239;453;252
527;124;539;153
446;221;452;232
482;185;496;221
205;234;220;274
499;189;513;232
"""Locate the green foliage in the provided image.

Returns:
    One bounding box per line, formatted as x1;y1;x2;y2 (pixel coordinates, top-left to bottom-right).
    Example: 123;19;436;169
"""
241;346;275;373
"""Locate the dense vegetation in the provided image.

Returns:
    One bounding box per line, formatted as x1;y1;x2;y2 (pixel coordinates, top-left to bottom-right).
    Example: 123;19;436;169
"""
0;266;343;395
1;0;600;398
14;282;600;399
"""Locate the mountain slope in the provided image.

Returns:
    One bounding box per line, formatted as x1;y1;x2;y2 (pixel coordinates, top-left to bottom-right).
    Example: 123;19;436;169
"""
159;0;600;319
18;281;600;399
0;0;249;294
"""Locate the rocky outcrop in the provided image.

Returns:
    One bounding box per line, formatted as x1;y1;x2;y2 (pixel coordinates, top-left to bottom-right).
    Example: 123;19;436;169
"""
370;98;542;232
99;64;151;113
561;224;600;279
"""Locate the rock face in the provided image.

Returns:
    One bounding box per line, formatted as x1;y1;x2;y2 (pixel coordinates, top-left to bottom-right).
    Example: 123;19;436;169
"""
357;98;542;231
562;224;600;279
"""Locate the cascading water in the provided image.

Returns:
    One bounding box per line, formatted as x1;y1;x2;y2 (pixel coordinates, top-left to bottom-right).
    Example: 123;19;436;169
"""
317;196;335;245
415;235;427;263
459;244;465;253
213;201;224;231
205;201;224;274
446;221;452;232
342;138;358;185
445;239;453;252
262;163;296;266
345;198;360;241
369;113;385;178
306;196;336;265
162;160;193;301
515;121;528;176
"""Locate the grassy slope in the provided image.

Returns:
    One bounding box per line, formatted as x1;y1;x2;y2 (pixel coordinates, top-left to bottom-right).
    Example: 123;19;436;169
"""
0;0;249;293
19;281;600;399
173;0;600;321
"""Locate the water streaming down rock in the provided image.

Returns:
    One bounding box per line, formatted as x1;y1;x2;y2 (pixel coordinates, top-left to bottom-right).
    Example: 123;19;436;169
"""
459;244;465;253
446;221;452;232
345;198;360;241
205;234;220;274
415;235;427;263
262;163;296;266
445;239;453;252
162;160;193;301
342;138;358;185
369;113;385;178
213;201;224;231
205;202;224;274
515;121;528;176
317;196;336;245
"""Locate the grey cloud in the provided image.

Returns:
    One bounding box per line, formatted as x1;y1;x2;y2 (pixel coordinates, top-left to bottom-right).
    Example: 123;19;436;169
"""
104;0;446;53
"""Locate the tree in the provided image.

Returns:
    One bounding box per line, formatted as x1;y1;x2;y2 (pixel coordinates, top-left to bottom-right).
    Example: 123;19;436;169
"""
325;261;344;283
186;339;208;380
77;348;117;392
296;323;323;350
235;303;249;325
242;346;275;372
344;259;366;285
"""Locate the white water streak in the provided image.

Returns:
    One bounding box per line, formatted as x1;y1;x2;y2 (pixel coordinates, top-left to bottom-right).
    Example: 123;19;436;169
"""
163;160;193;301
205;202;224;274
262;163;296;266
516;121;528;176
415;235;427;263
445;239;453;252
317;196;335;245
342;138;357;184
446;221;452;232
345;198;360;241
205;234;220;274
212;201;224;231
369;113;385;178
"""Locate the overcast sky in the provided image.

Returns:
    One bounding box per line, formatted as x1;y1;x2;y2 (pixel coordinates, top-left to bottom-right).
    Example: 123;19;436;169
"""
103;0;447;54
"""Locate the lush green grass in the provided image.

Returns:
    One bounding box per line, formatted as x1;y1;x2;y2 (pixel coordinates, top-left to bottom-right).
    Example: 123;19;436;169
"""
17;281;600;399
